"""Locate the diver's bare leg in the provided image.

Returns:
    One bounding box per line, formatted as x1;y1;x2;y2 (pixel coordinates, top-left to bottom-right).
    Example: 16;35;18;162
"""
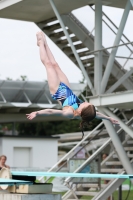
41;32;70;88
36;32;60;94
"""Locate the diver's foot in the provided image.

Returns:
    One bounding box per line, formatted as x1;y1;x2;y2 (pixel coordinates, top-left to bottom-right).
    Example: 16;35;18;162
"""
41;32;47;45
36;32;44;46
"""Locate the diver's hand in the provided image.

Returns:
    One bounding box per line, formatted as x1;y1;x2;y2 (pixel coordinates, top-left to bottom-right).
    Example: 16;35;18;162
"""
109;117;119;125
26;112;37;120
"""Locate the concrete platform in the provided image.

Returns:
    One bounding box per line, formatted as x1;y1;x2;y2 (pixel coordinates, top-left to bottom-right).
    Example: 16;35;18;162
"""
0;193;61;200
0;0;132;23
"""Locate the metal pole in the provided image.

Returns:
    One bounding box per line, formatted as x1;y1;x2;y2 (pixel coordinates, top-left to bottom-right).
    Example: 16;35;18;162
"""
101;107;133;138
106;67;133;93
101;0;132;93
118;185;122;200
84;41;133;56
49;0;95;95
130;0;133;7
103;55;133;60
98;107;133;174
94;0;103;94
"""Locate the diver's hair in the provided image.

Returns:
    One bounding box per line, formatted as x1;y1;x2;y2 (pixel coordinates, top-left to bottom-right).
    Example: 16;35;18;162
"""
0;155;7;160
80;104;96;139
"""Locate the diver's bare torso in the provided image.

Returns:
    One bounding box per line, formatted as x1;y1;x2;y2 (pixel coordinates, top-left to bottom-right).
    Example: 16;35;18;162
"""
63;106;81;119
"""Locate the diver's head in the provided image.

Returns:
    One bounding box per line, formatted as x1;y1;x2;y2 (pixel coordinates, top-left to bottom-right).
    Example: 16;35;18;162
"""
78;102;96;138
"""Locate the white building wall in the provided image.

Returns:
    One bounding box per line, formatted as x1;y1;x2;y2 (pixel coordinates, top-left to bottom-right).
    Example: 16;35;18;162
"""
1;137;58;168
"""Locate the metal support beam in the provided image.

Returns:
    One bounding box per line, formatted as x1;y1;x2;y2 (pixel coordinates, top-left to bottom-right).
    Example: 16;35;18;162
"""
41;121;104;178
60;13;133;90
100;107;133;139
106;67;133;93
101;0;132;93
118;185;122;200
49;0;95;95
98;107;133;175
33;83;47;103
93;174;125;200
130;0;133;7
0;113;68;123
0;0;22;10
44;93;52;104
12;81;27;102
94;0;103;94
65;117;133;184
84;41;133;56
23;92;31;104
89;90;133;109
103;55;133;60
0;92;6;103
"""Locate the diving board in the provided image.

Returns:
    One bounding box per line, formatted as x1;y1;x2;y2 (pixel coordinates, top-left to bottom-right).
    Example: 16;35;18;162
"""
0;178;33;185
11;171;133;179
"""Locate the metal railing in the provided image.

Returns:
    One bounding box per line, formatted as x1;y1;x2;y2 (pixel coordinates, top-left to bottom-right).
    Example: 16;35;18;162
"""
39;120;105;181
64;117;133;184
37;8;133;191
62;117;133;200
90;6;133;69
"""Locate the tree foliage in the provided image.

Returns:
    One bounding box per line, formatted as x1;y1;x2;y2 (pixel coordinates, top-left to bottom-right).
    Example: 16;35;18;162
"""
17;118;101;136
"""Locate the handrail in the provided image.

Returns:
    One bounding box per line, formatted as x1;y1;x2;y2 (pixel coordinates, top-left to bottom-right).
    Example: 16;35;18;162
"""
49;123;103;171
51;125;105;173
64;117;133;183
69;12;133;56
62;117;133;199
40;125;105;183
84;41;133;56
38;121;105;181
102;19;133;53
91;6;133;46
102;9;133;47
90;6;133;69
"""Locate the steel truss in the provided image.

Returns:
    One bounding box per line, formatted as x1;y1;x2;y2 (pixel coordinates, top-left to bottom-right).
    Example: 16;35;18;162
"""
49;0;133;198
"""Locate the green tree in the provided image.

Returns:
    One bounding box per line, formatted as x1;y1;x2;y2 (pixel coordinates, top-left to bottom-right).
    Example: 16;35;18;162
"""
17;118;101;136
20;75;28;81
6;77;12;81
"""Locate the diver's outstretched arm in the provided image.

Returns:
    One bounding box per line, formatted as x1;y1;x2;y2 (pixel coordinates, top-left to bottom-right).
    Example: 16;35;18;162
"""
96;112;119;125
26;108;73;120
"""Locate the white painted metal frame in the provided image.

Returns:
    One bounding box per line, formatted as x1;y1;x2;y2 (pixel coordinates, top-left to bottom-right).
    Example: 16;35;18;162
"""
49;0;95;95
64;117;133;184
101;0;132;93
98;108;133;174
130;0;133;6
47;3;133;199
82;40;133;57
91;5;133;70
0;91;6;103
100;107;133;139
48;2;133;196
106;67;133;93
94;0;103;95
0;80;85;110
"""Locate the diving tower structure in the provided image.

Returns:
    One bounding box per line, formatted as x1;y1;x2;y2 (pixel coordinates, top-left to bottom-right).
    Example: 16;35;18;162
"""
0;0;133;199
